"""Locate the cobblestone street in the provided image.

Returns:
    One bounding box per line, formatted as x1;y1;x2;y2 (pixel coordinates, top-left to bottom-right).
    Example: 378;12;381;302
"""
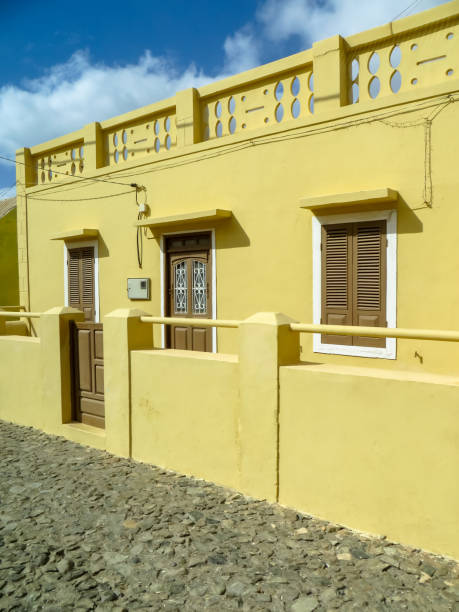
0;420;458;611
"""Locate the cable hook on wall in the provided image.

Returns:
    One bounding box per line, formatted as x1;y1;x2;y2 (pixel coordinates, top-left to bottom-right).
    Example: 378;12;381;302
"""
132;184;147;268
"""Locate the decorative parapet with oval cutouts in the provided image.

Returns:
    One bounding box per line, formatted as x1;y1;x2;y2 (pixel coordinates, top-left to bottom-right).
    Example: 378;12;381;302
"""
105;111;177;167
35;142;85;185
200;65;314;142
22;2;459;189
347;18;458;104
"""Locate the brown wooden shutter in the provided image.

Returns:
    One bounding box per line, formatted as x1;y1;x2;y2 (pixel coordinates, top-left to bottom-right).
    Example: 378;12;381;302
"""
68;249;81;310
68;246;95;321
81;247;95;321
353;220;386;348
321;220;387;349
321;223;353;346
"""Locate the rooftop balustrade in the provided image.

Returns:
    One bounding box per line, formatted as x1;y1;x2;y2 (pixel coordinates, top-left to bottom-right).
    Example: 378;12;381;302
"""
18;2;459;189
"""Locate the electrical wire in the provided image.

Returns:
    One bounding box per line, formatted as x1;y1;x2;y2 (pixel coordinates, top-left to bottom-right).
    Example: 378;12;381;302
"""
0;153;138;189
136;187;143;268
0;182;16;200
392;0;423;22
136;214;143;269
111;94;458;183
10;87;457;256
25;189;136;202
109;93;455;211
14;92;457;204
379;96;454;207
10;93;458;203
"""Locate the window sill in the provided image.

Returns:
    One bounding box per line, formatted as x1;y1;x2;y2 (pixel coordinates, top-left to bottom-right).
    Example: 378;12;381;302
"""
313;335;396;360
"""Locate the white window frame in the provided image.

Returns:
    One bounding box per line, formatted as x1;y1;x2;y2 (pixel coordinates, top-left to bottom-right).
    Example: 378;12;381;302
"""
63;239;100;323
160;228;217;352
312;209;397;359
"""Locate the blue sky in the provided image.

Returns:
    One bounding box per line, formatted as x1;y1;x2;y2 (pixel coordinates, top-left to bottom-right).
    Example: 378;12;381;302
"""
0;0;448;194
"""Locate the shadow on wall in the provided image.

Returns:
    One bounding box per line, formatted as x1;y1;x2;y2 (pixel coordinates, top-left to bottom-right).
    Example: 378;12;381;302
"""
215;215;250;249
309;197;423;235
149;214;251;250
397;196;424;234
98;234;110;259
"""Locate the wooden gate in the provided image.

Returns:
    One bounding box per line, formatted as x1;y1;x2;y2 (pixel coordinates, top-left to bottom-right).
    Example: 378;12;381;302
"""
71;322;105;428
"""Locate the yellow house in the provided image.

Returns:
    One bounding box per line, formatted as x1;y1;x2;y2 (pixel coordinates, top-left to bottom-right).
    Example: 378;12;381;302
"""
2;1;459;559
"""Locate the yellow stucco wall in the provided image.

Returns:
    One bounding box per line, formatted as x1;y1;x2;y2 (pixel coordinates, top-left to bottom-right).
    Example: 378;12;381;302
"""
279;363;459;560
0;336;41;426
0;208;19;306
22;96;459;375
0;310;106;451
131;349;241;490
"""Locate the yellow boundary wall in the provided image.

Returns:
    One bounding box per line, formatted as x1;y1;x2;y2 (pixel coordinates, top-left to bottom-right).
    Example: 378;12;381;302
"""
279;362;459;559
0;307;106;450
131;349;240;490
0;335;41;427
1;307;458;560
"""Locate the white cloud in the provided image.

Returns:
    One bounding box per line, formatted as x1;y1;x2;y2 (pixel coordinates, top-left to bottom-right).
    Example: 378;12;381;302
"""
223;27;262;74
257;0;448;46
0;38;259;188
0;50;213;156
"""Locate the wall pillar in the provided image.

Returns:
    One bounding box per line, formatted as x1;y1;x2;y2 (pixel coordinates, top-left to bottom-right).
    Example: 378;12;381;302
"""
83;122;105;171
176;88;201;147
15;148;35;313
312;35;348;114
104;309;153;457
238;312;300;501
40;307;84;432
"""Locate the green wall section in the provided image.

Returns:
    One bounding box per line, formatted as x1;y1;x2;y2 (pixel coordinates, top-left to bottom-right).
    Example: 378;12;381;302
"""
0;208;19;306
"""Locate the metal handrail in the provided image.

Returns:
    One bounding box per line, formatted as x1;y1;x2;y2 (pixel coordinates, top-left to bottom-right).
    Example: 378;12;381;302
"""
290;323;459;343
140;316;240;328
0;311;41;319
139;318;459;341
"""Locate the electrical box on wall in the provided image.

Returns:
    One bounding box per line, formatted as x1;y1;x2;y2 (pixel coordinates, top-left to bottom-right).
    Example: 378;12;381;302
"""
127;278;150;300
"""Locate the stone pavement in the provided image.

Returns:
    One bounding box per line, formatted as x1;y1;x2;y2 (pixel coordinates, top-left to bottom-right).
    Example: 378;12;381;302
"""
0;420;458;611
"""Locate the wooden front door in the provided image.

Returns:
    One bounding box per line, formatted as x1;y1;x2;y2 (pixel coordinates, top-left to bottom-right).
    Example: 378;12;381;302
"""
71;322;105;428
165;233;212;352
